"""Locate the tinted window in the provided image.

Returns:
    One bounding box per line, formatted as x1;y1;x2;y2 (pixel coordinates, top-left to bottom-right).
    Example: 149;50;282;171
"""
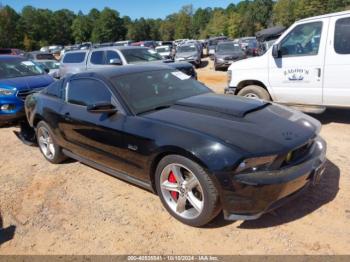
45;79;64;98
334;17;350;54
68;79;112;106
90;51;105;65
106;50;121;64
63;52;86;63
280;22;322;56
111;69;210;114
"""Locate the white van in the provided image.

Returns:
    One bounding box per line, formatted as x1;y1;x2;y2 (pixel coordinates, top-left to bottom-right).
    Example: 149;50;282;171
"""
226;11;350;112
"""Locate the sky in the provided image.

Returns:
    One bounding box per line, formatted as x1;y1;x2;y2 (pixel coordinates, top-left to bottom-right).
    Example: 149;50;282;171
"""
5;0;241;19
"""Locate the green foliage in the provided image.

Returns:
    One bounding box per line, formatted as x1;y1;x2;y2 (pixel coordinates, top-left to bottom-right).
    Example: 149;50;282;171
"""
91;7;126;43
0;5;20;48
1;0;350;50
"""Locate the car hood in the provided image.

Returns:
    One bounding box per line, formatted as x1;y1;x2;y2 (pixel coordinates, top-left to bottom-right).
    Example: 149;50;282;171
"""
144;93;320;155
228;54;266;70
176;52;198;58
216;52;244;58
0;74;54;91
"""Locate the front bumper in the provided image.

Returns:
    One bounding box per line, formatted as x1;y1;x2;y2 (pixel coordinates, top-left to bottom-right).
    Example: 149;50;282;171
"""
221;136;327;220
0;96;25;123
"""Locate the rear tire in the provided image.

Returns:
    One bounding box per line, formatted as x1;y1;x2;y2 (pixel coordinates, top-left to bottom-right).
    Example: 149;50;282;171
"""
237;85;271;101
36;121;67;164
155;155;221;227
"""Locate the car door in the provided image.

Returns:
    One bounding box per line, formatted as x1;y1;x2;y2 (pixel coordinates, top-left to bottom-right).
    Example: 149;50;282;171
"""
59;77;131;174
323;14;350;106
87;50;107;70
105;50;124;65
268;19;329;105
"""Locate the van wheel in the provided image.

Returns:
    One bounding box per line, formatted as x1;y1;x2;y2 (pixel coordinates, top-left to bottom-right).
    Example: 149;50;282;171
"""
238;85;271;101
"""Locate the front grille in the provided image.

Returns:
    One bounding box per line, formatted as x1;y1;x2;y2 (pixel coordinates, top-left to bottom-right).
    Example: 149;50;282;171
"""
224;56;238;61
17;88;43;101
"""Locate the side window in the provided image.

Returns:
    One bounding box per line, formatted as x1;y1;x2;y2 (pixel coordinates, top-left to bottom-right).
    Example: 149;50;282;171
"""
45;78;64;98
280;22;323;57
334;17;350;54
67;79;112;106
62;52;86;63
106;50;121;64
90;51;105;65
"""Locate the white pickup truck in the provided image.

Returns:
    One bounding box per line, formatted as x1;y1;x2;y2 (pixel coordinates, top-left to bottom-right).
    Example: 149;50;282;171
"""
226;10;350;113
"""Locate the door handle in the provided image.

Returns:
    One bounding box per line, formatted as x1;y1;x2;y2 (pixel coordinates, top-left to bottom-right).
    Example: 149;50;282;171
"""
316;68;321;78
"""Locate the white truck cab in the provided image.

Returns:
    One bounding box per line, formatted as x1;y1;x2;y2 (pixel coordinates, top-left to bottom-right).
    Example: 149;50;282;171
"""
226;11;350;112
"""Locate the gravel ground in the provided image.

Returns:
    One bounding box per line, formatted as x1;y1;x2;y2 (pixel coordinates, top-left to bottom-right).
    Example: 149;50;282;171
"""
0;58;349;254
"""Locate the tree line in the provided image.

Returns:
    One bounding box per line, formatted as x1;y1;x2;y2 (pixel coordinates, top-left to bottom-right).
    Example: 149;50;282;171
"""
0;0;349;51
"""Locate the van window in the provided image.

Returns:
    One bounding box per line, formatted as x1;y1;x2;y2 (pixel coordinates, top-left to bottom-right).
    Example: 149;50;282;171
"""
334;17;350;54
68;79;112;106
63;52;86;63
280;22;322;57
90;51;105;65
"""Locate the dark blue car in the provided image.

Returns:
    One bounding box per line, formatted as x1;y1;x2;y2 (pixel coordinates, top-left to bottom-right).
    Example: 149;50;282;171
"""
0;56;54;125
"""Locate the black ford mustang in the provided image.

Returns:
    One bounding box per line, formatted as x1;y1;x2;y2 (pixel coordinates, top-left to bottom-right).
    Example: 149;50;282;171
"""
24;65;327;226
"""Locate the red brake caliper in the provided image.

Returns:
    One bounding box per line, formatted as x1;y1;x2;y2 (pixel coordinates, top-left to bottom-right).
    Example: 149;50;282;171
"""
168;171;179;200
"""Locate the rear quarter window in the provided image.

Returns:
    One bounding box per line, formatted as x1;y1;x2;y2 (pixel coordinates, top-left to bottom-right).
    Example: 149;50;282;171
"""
334;17;350;54
62;52;86;63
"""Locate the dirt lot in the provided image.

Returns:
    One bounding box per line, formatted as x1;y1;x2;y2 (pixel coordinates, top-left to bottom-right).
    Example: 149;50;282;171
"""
0;58;350;255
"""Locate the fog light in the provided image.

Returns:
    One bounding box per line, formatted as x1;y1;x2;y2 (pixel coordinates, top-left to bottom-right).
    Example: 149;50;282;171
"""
1;104;14;111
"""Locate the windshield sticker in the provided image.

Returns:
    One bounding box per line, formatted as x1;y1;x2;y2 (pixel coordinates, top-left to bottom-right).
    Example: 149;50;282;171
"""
171;71;191;80
21;61;35;66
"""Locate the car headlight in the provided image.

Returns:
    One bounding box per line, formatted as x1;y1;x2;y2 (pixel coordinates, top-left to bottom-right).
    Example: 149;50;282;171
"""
217;58;225;62
0;88;15;96
235;155;277;173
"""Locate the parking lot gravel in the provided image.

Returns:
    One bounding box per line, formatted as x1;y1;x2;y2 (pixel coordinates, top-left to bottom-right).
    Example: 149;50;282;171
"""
0;59;349;255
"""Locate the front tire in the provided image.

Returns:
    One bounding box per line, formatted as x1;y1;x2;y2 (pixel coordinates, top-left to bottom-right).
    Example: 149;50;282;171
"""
155;155;221;227
36;121;67;164
237;85;271;101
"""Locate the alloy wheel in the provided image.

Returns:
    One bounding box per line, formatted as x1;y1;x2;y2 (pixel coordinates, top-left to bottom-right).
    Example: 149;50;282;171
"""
160;163;204;219
37;126;55;160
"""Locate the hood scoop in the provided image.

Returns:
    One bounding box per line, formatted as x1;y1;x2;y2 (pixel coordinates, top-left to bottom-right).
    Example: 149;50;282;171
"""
175;93;269;118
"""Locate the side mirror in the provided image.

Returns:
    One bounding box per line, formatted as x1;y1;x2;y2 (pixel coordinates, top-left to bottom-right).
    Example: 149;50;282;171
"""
109;58;122;65
44;67;50;73
87;102;118;114
272;44;281;59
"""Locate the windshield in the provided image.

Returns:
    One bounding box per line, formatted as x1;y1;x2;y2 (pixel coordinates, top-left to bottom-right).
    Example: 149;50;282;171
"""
121;49;163;64
36;53;55;60
0;59;45;79
217;43;241;53
156;47;170;53
177;46;197;53
111;69;211;114
38;61;60;70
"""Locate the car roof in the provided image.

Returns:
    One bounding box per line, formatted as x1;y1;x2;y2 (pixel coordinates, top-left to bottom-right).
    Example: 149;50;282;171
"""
71;64;173;80
299;10;350;22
